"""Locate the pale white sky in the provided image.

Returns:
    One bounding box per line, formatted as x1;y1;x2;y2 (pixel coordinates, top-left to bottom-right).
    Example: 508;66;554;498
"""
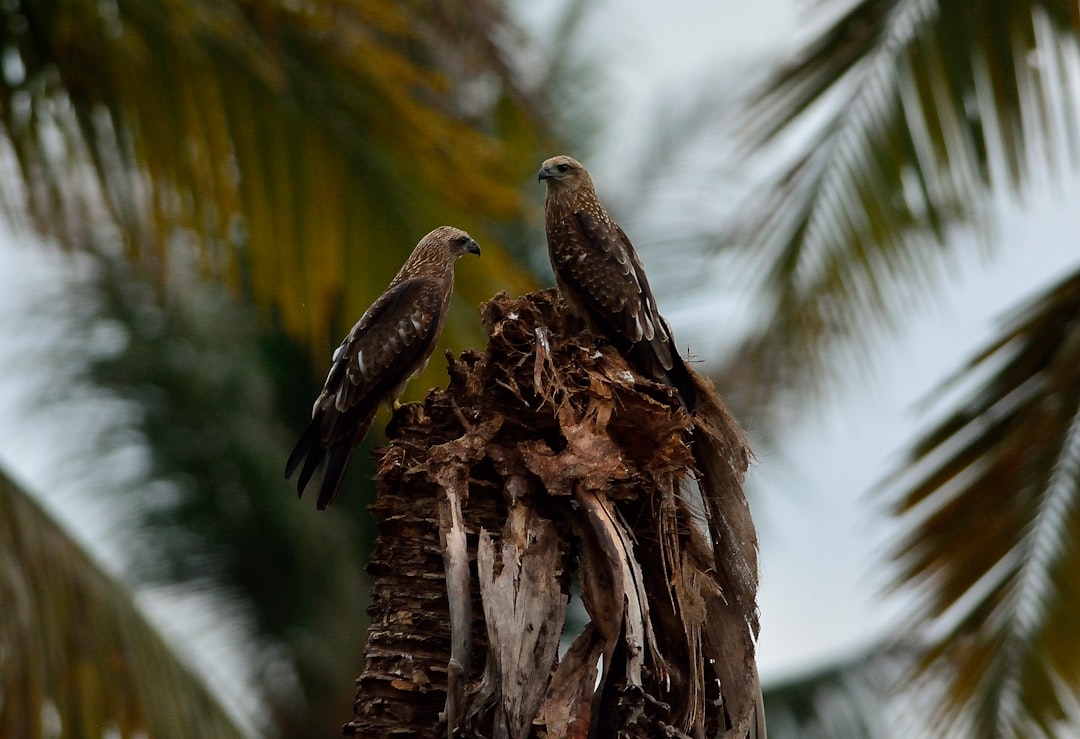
1;0;1079;725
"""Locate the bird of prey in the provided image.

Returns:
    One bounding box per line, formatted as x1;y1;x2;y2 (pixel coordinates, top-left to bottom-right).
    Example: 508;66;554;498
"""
538;155;695;411
285;226;481;509
541;157;765;737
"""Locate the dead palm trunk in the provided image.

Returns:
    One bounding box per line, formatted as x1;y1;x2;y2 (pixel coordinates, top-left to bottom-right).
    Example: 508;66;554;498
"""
346;290;763;738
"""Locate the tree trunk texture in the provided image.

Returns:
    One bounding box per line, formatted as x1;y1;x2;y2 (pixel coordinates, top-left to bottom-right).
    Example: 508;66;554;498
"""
346;290;763;739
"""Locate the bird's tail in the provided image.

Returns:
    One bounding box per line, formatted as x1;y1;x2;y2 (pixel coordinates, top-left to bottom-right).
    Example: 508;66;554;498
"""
285;417;327;501
647;315;696;412
316;426;367;510
286;411;376;509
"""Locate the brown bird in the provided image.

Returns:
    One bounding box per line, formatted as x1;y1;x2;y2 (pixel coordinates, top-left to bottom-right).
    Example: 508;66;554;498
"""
541;158;765;737
538;155;695;411
285;226;481;509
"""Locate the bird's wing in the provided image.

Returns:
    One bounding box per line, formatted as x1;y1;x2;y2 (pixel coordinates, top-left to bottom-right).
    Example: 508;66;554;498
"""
555;208;674;371
320;274;447;426
285;275;447;507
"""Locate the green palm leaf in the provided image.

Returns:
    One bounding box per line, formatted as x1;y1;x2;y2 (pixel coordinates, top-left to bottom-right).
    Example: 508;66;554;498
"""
763;647;903;738
885;267;1080;737
0;0;544;360
728;0;1080;396
44;250;373;736
0;2;564;733
0;467;248;738
721;3;1080;734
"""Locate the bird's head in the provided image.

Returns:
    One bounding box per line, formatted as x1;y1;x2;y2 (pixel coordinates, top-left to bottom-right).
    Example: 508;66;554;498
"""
430;226;480;257
409;226;480;273
538;155;589;191
449;228;482;258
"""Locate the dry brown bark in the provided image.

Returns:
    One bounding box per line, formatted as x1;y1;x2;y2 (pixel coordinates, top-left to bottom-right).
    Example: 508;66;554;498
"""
346;289;762;739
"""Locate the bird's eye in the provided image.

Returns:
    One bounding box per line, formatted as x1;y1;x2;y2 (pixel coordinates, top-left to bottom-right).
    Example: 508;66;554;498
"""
557;163;570;173
454;234;469;244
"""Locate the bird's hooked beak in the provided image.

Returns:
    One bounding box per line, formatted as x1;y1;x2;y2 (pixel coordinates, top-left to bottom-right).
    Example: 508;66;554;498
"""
465;238;481;256
537;164;555;182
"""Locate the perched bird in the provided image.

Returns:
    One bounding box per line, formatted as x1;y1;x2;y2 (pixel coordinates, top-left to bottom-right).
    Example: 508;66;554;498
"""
285;226;481;509
541;158;764;737
538;155;695;411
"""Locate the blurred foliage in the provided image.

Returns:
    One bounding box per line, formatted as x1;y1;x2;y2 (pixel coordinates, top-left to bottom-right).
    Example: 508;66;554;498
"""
762;647;902;739
0;0;580;735
725;0;1080;408
719;0;1080;736
9;0;1080;734
50;248;372;736
885;269;1080;738
0;0;546;366
0;466;246;739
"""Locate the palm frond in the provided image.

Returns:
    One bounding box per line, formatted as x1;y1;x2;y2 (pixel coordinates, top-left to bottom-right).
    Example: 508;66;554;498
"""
763;647;908;739
0;0;546;359
884;265;1080;737
726;0;1080;398
26;247;374;737
0;467;249;738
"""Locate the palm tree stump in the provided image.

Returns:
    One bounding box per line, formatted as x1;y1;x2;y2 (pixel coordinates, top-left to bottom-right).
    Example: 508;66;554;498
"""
346;289;762;739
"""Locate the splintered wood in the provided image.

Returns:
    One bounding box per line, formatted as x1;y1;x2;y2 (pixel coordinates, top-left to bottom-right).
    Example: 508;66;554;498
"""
347;289;762;739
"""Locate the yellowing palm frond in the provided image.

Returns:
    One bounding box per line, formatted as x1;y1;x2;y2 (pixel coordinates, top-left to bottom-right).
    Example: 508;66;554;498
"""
0;0;546;360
